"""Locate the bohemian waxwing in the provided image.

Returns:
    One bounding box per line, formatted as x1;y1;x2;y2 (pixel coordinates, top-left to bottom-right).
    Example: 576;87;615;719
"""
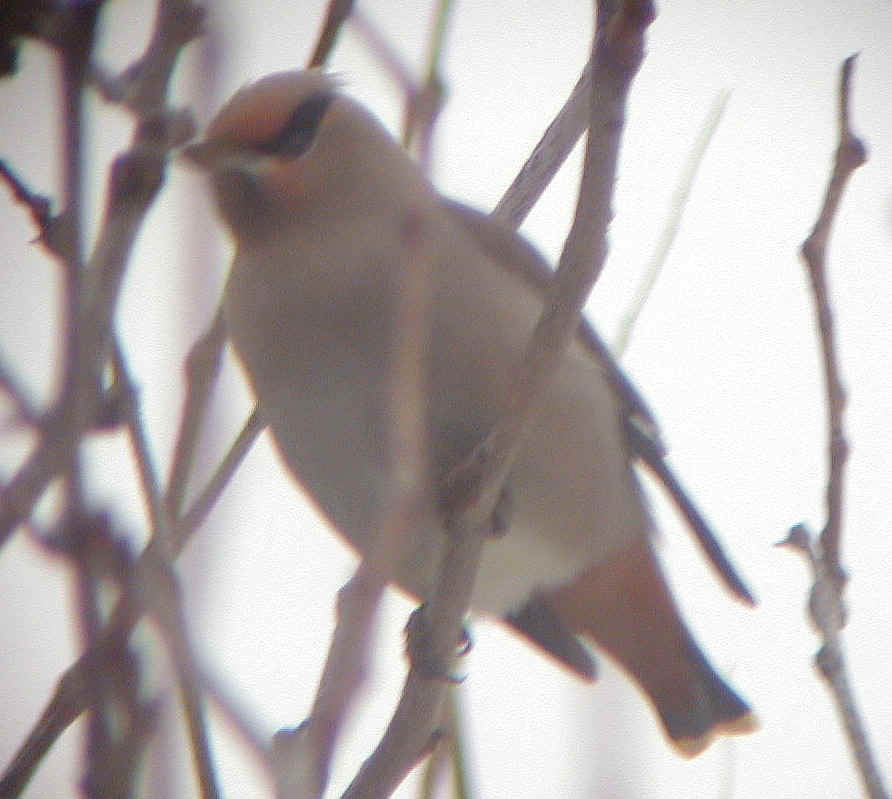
183;69;757;756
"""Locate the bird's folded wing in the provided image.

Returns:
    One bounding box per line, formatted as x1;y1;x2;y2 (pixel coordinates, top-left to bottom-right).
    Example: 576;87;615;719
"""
443;198;754;605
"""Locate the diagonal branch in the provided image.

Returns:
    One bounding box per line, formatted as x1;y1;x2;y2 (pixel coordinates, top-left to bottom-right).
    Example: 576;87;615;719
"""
492;58;594;230
340;3;655;797
307;0;355;67
613;90;730;357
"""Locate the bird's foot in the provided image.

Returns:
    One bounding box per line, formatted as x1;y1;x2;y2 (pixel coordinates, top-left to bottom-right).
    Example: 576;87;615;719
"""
404;604;473;682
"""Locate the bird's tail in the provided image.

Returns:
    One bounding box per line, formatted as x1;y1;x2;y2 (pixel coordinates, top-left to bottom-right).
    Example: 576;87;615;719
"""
543;536;758;756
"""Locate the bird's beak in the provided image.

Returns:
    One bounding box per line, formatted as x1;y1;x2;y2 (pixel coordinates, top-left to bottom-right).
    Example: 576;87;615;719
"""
180;139;225;170
179;140;260;174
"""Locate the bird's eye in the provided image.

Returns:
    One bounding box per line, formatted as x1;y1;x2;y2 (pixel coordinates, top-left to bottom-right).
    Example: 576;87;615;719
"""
258;91;334;157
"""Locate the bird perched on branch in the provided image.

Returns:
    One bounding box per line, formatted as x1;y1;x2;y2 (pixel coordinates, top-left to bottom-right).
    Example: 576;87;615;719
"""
184;69;757;756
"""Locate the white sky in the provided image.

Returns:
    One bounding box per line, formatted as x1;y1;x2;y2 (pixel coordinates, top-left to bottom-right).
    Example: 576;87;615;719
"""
2;1;892;797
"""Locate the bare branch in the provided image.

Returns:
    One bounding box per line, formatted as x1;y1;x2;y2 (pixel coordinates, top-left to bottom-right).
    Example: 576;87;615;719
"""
273;216;438;795
274;21;447;797
90;0;205;112
112;339;222;799
780;55;885;799
307;0;355;68
0;159;53;243
492;59;593;229
0;4;208;794
0;25;196;552
348;8;418;96
778;524;887;799
0;353;39;427
800;54;867;578
441;0;654;525
0;626;131;797
0;146;167;549
614;90;729;357
165;305;228;520
0;404;262;796
402;0;452;166
489;9;750;605
173;407;264;550
341;3;655;796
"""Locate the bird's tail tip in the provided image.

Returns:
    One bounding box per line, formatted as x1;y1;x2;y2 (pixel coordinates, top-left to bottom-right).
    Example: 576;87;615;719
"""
670;709;760;758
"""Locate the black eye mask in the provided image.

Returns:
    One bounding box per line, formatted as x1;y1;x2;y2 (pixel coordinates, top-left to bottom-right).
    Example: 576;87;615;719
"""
256;91;335;157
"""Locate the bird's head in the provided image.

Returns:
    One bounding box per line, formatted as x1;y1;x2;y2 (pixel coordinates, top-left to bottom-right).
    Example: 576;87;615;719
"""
182;70;417;242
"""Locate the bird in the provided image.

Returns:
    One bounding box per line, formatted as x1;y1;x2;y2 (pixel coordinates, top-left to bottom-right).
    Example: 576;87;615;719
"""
183;69;757;757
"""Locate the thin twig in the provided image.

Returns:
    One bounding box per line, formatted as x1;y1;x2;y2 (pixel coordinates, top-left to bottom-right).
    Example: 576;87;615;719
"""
348;8;417;96
0;353;39;426
0;148;167;552
491;58;593;229
88;1;205;112
172;407;264;550
165;305;227;520
418;689;469;799
347;6;449;169
0;408;262;797
152;574;222;799
0;628;130;797
441;0;653;524
0;159;53;242
401;0;452;166
54;7;112;789
613;90;729;357
490;47;751;604
112;339;169;541
0;76;195;555
307;0;355;67
800;54;865;579
0;0;197;549
0;4;206;795
781;55;884;799
778;524;886;799
199;664;272;770
112;339;221;799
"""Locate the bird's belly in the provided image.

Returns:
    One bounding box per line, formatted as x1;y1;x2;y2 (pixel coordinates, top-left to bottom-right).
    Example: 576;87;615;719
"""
256;364;646;620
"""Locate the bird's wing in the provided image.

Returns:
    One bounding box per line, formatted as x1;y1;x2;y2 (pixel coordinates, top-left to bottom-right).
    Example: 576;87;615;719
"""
443;198;755;606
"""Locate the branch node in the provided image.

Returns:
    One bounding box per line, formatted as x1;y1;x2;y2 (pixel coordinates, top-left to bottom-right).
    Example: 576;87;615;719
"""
108;150;165;210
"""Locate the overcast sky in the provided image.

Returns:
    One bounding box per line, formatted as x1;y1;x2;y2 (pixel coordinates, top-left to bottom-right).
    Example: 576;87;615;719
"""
2;1;892;797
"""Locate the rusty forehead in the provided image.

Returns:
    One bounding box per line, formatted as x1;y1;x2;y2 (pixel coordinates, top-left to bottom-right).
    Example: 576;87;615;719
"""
204;70;342;145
